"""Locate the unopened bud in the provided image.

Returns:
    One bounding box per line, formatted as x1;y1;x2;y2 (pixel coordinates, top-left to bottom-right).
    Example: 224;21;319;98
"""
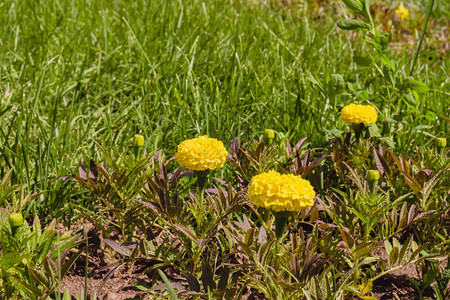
435;138;446;148
264;129;275;145
367;170;380;181
329;74;346;96
9;213;24;229
133;134;145;147
367;170;380;194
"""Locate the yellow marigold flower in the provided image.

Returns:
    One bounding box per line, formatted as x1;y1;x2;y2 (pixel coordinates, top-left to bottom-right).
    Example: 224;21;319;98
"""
341;103;377;125
248;171;316;212
175;135;228;171
395;2;408;21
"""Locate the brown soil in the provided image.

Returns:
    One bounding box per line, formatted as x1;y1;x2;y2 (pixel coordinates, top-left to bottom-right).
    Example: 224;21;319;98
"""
57;221;448;300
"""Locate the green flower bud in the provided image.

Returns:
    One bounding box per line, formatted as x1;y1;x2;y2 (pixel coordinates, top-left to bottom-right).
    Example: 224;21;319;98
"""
264;129;275;140
435;138;446;148
329;74;346;96
133;134;145;147
263;129;275;145
367;170;380;181
9;213;24;229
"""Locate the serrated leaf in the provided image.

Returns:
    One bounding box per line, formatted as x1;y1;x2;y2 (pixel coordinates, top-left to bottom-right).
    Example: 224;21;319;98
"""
367;123;381;137
397;202;408;229
9;277;44;298
353;243;380;259
104;239;131;257
43;256;58;283
389;247;399;265
379;137;395;148
398;235;413;265
52;234;80;260
384;240;392;256
392;238;401;249
28;268;52;290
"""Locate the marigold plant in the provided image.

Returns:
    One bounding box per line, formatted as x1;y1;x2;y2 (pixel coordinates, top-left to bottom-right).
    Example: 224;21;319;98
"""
175;135;228;171
341;103;377;125
248;171;316;212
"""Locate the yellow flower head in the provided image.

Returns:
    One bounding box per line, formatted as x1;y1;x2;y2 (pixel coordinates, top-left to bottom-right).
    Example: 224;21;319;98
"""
248;171;316;212
395;2;408;21
175;136;228;171
341;103;377;125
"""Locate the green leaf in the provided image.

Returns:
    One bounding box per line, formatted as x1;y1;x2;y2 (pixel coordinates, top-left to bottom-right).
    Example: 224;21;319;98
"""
342;0;364;13
9;277;43;299
61;249;84;279
158;269;179;300
62;289;72;300
403;80;429;93
340;228;355;249
403;93;417;108
306;73;327;95
384;240;392;256
423;270;436;288
28;268;52;290
337;19;371;31
353;55;373;67
380;54;395;71
389;246;399;265
131;281;152;291
408;278;420;292
367;123;381;138
374;34;390;51
380;137;396;148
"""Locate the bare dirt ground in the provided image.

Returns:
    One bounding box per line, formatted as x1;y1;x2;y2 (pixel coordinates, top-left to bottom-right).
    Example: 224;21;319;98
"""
58;220;448;299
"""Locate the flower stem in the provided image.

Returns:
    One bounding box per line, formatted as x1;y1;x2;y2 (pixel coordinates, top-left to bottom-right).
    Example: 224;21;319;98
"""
195;170;209;192
273;211;292;241
351;124;365;141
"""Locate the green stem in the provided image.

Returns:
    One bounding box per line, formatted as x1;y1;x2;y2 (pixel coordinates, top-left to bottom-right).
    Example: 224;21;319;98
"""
363;223;371;244
275;216;288;241
273;211;292;242
369;179;378;194
410;0;435;76
195;170;209;192
352;124;365;141
133;145;140;160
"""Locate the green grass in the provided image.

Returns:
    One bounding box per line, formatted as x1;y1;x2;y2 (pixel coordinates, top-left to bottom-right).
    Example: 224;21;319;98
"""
0;0;448;217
